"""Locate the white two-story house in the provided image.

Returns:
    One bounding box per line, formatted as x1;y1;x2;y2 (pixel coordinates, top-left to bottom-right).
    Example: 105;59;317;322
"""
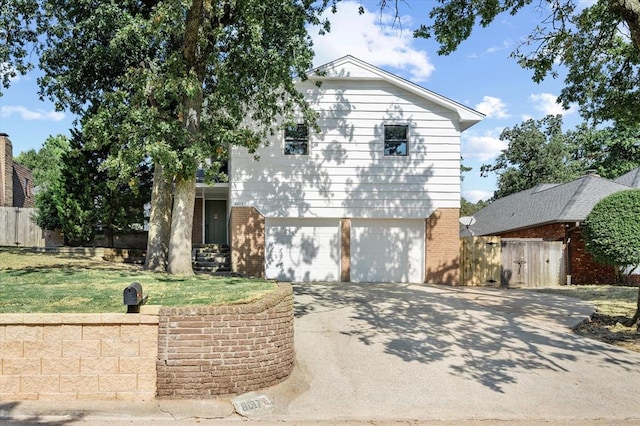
193;55;484;284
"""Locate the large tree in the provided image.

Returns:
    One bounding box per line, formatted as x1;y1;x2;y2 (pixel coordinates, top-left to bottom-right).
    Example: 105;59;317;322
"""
2;0;331;274
480;115;583;199
409;0;640;127
480;115;640;198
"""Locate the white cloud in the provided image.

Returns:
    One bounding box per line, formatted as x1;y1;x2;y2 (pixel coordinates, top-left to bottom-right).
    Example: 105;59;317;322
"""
529;93;576;116
461;128;507;161
475;96;509;119
1;105;65;121
463;189;493;203
310;1;435;82
486;39;512;54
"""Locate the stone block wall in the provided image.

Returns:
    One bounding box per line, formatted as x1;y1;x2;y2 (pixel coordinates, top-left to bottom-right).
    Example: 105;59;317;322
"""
0;309;159;401
156;283;294;398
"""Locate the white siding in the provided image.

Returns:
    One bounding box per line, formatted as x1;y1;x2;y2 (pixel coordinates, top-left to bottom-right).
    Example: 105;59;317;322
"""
230;79;462;219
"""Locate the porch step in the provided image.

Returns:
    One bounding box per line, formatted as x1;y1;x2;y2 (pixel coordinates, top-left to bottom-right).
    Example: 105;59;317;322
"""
192;244;231;274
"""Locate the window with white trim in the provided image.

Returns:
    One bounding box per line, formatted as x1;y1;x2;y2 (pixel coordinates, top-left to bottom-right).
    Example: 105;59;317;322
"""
284;124;309;155
384;124;408;156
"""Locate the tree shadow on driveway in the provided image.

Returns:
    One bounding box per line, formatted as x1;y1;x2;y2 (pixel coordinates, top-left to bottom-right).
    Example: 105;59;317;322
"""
293;282;640;393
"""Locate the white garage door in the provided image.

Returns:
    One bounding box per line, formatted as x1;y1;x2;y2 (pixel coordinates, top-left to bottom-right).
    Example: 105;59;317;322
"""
351;219;425;283
265;218;340;282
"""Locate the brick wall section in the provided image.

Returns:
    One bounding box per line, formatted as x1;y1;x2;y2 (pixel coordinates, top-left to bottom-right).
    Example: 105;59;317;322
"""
156;283;294;398
229;206;265;277
0;308;159;401
340;218;351;282
192;198;203;245
498;222;617;285
425;208;460;285
1;134;13;207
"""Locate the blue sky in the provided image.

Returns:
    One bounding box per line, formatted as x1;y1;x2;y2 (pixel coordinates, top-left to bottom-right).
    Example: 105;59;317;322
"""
0;0;582;202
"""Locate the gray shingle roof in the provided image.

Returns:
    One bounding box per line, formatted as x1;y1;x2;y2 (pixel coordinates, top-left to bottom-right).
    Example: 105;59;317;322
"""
614;168;640;188
468;171;638;236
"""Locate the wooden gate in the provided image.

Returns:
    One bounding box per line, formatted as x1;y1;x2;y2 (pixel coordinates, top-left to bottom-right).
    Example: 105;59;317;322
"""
501;239;565;287
459;236;501;286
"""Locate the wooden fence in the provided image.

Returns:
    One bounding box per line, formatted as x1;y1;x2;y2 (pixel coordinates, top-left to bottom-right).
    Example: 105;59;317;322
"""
459;236;501;286
459;236;566;287
0;207;45;247
501;239;565;287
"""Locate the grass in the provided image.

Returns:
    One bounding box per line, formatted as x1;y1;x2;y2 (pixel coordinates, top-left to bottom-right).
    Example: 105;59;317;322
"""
0;249;277;313
533;285;640;352
532;285;639;317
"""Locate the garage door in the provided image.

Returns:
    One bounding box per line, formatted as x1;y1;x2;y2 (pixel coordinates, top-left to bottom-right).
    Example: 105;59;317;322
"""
265;218;340;282
350;219;424;283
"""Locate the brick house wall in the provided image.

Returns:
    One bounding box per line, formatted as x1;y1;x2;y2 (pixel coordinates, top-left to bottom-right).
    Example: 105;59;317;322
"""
12;162;35;208
1;133;35;208
426;208;460;285
192;198;203;245
156;283;294;398
229;206;265;278
497;222;617;285
1;133;13;207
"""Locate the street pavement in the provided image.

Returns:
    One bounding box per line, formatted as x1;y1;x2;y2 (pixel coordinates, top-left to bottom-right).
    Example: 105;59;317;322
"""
3;283;640;425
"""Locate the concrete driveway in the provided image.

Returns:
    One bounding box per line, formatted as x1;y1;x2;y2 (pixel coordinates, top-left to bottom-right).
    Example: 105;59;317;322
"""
260;282;640;423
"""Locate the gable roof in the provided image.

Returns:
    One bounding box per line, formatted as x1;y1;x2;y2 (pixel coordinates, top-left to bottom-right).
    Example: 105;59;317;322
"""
467;172;637;236
309;55;485;131
614;167;640;188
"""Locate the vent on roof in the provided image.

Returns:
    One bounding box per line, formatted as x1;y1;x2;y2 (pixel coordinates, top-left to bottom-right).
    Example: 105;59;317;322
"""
585;169;600;177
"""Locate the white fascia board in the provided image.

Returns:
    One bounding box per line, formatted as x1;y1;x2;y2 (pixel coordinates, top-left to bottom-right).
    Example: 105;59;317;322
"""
308;55;485;131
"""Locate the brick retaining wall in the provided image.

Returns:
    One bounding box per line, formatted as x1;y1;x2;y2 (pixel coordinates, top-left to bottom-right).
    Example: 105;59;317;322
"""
0;308;159;400
0;284;295;400
156;283;294;398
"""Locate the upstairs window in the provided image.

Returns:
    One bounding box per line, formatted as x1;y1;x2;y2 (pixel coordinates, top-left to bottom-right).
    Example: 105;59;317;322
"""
384;124;408;156
284;124;309;155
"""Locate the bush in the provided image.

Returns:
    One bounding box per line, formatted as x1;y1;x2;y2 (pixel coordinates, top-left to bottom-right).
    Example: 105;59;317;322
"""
583;189;640;279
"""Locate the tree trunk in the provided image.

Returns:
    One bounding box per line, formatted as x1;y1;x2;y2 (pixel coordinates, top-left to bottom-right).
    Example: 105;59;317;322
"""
145;163;173;271
167;175;196;275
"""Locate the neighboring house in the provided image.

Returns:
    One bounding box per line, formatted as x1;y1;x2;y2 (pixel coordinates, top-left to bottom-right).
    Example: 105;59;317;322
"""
464;168;640;285
0;133;35;208
192;55;484;283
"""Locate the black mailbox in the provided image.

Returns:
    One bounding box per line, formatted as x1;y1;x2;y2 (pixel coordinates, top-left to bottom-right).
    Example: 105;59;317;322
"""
123;282;147;313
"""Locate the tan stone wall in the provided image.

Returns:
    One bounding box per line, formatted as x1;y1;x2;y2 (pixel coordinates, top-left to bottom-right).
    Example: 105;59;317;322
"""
156;283;294;398
0;308;159;401
425;208;460;285
229;206;265;277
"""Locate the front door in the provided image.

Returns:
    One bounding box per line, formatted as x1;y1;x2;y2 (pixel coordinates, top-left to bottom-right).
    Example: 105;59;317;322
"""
205;200;227;244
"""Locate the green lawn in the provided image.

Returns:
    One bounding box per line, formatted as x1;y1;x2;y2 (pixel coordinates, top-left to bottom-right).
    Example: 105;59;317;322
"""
0;249;276;313
532;285;639;317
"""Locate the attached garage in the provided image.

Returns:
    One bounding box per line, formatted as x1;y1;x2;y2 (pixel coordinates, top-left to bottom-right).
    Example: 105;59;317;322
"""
265;218;340;282
350;219;425;283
